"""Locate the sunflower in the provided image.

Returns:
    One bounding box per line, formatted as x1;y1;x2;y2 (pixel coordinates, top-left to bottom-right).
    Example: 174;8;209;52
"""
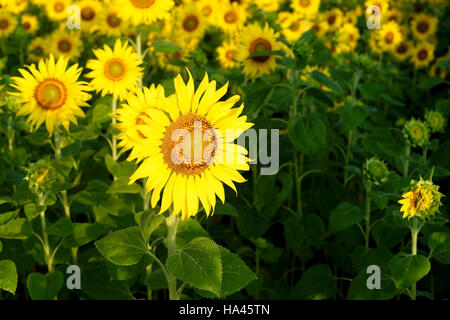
21;14;39;34
128;70;253;220
384;9;403;23
236;23;282;78
27;36;48;62
78;0;101;33
197;0;217;25
9;54;92;135
217;41;238;69
0;13;17;37
48;27;83;60
117;0;174;26
254;0;280;13
96;6;128;37
4;0;27;14
309;14;329;37
336;23;360;53
392;41;413;61
86;39;144;101
323;8;343;32
376;21;402;52
115;84;167;159
364;0;389;16
45;0;70;21
412;42;435;69
290;0;320;18
216;2;247;35
430;57;447;79
411;13;438;41
280;14;309;42
174;4;207;42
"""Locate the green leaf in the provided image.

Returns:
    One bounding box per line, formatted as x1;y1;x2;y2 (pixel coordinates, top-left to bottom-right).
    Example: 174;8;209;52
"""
62;223;107;248
24;204;43;221
108;177;142;194
347;271;398;300
135;210;165;245
329;202;364;232
292;264;335;299
418;77;444;89
0;218;32;239
92;102;112;124
389;253;431;290
310;70;344;96
95;226;148;266
27;272;64;300
176;219;209;248
247;50;285;60
288;113;327;156
105;154;137;178
152;40;181;53
379;93;405;107
0;241;2;252
218;246;256;297
428;232;450;264
0;209;19;225
214;203;238;217
166;237;222;296
336;105;370;128
25;132;51;146
0;260;18;294
145;267;168;290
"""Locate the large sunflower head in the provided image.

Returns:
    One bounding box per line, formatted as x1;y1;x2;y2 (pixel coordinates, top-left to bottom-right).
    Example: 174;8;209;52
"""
86;39;144;101
9;54;92;135
117;0;174;26
128;70;253;220
236;23;282;78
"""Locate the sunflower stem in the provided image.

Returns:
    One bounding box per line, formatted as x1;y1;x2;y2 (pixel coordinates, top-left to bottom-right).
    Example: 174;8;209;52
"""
136;32;143;89
166;214;179;300
111;97;118;164
404;144;411;177
39;194;52;273
364;183;372;249
7;114;14;152
410;218;419;300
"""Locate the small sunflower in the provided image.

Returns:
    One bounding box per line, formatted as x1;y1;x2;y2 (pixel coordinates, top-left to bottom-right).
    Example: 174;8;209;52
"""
290;0;320;18
430;57;448;79
392;41;413;61
9;54;92;135
280;14;309;42
363;157;389;186
3;0;27;14
376;21;402;52
412;42;435;69
21;14;39;34
174;4;207;42
45;0;70;21
309;14;329;37
197;0;217;25
403;118;430;148
49;27;83;60
336;23;360;53
425;110;446;133
96;6;127;37
27;36;48;62
117;0;174;26
86;39;144;101
364;0;389;16
78;0;102;33
0;13;17;37
411;13;438;41
216;2;247;35
236;23;282;78
128;70;253;220
217;41;238;69
323;8;343;32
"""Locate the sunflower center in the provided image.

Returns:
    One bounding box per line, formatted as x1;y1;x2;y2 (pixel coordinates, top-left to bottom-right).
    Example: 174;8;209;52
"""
250;38;271;62
130;0;155;9
411;125;423;139
0;19;9;30
81;7;96;21
418;49;428;61
328;15;336;26
183;15;199;32
23;21;31;30
299;0;311;7
161;113;217;176
54;1;64;13
58;39;72;53
290;21;300;31
107;13;122;28
417;21;429;33
225;49;234;61
396;43;407;54
224;11;237;24
104;59;127;80
384;31;394;44
201;6;212;17
35;79;67;110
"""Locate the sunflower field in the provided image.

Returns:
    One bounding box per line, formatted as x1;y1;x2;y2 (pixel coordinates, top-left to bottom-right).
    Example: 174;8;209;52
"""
0;0;449;302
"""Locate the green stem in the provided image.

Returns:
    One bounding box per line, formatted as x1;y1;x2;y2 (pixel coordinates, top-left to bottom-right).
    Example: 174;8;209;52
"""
411;219;419;300
364;183;372;249
404;144;411;177
146;264;152;300
39;195;52;273
136;32;143;89
111;97;118;163
344;129;353;187
422;146;428;164
166;214;179;300
7;114;14;152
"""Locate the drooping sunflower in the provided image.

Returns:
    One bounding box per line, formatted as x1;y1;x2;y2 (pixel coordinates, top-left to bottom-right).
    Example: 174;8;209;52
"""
128;70;253;220
9;54;92;135
411;42;435;69
216;41;238;69
21;14;39;34
117;0;174;26
290;0;321;18
0;13;17;37
48;27;83;60
216;2;247;35
236;23;282;78
376;21;402;52
45;0;70;21
411;13;438;41
78;0;102;33
86;39;144;101
115;84;167;160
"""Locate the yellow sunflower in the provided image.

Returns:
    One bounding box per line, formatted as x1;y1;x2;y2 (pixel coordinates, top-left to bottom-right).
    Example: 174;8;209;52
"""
323;8;343;32
412;42;435;69
86;39;144;101
411;13;438;41
95;6;128;37
430;56;447;79
392;41;413;61
197;0;217;25
336;23;360;53
128;70;253;220
376;21;402;52
364;0;389;17
78;0;102;33
27;36;49;62
48;27;83;60
174;3;207;42
9;54;92;135
281;14;309;42
115;84;167;159
21;14;39;34
216;2;247;35
236;23;282;78
217;41;238;69
290;0;321;18
45;0;70;21
3;0;28;14
0;13;17;37
117;0;174;26
309;14;329;37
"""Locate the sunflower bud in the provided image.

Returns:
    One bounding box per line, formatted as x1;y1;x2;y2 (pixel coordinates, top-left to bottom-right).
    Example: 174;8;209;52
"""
24;159;57;195
402;118;430;147
363;157;389;186
398;176;444;220
425;110;446;133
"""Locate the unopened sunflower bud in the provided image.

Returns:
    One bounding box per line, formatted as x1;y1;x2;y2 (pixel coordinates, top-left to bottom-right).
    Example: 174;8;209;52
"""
24;159;57;195
402;118;430;147
425;110;446;133
293;40;312;59
363;157;389;186
398;176;444;220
